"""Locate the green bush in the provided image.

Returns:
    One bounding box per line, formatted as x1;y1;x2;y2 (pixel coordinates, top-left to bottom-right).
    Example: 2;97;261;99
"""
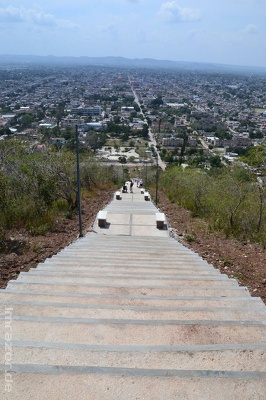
162;164;266;245
0;139;117;235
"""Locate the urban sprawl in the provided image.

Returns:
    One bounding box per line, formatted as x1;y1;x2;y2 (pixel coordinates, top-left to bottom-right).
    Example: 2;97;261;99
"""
1;64;266;169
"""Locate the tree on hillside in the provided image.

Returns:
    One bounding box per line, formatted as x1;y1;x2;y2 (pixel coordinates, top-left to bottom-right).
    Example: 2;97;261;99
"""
209;155;222;169
21;113;34;129
141;124;149;139
85;131;106;152
240;145;266;168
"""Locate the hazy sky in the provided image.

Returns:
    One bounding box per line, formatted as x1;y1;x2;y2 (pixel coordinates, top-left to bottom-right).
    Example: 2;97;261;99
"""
1;0;266;67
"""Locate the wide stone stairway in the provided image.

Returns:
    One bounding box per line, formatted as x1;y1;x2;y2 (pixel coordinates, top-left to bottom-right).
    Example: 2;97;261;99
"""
1;186;266;399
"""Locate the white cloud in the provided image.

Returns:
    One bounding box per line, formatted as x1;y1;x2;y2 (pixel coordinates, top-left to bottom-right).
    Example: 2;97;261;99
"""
101;0;139;4
99;22;118;35
159;1;200;23
240;24;258;35
0;6;25;23
0;6;77;28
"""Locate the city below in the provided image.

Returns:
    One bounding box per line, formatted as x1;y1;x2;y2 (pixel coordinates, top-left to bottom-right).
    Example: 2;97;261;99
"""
0;57;266;173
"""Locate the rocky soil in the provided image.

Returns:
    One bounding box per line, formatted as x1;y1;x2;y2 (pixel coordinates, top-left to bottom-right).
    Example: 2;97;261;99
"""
157;190;266;305
1;188;265;305
0;189;114;290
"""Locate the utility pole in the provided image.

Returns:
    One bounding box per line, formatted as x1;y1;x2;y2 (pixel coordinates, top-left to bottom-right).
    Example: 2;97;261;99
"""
155;153;159;205
75;125;83;238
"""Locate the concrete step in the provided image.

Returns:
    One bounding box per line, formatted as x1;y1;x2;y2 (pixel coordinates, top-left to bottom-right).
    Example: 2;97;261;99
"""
18;267;233;279
59;246;196;253
1;302;265;322
42;254;212;263
6;281;251;297
53;238;198;250
27;246;216;260
4;341;266;371
1;317;265;346
1;290;263;308
6;341;266;371
40;259;215;270
56;244;202;253
50;246;205;255
43;238;207;252
15;274;238;287
2;191;265;400
43;254;211;265
78;236;179;245
1;370;266;400
35;265;221;276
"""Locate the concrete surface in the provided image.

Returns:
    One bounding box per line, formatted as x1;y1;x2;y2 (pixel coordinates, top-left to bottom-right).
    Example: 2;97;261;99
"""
0;183;265;399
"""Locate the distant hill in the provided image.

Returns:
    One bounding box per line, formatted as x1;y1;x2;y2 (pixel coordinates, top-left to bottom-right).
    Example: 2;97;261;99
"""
0;54;265;74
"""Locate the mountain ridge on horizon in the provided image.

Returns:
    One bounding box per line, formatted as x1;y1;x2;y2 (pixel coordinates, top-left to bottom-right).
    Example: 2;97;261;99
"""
0;54;265;73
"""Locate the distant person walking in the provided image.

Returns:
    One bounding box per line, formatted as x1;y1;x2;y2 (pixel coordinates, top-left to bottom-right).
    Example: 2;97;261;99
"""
122;182;128;193
130;179;134;193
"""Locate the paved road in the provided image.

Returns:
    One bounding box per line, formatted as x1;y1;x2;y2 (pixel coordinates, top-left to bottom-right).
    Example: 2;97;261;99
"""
130;79;166;171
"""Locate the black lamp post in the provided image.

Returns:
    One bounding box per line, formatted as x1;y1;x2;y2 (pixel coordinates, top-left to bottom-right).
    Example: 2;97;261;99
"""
145;150;152;188
75;125;83;238
155;153;159;205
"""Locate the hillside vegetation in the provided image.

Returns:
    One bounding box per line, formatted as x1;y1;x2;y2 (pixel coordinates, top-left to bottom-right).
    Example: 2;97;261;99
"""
0;140;118;239
1;142;266;303
162;165;266;247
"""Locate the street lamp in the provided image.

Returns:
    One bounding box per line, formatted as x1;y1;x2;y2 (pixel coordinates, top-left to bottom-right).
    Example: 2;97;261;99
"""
142;162;148;188
145;149;159;205
75;125;83;238
155;153;159;205
145;150;152;188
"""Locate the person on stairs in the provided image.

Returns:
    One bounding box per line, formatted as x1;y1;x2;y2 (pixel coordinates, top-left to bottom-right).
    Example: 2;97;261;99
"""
122;182;128;193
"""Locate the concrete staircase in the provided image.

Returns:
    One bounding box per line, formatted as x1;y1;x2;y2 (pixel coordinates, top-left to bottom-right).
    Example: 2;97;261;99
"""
1;188;266;399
